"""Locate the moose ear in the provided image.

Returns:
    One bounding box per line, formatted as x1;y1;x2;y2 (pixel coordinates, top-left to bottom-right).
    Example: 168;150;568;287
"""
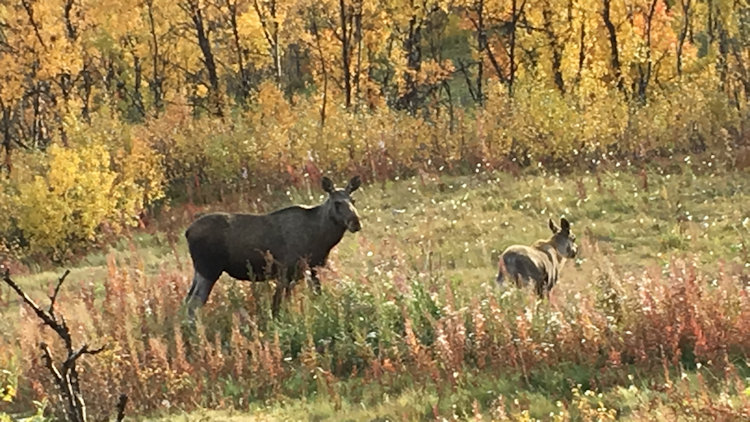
321;177;335;193
346;175;361;193
560;217;571;233
548;218;559;234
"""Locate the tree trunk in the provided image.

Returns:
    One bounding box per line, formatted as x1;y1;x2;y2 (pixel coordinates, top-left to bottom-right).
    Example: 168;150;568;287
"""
475;0;485;104
353;2;363;110
542;6;565;93
271;1;282;84
602;0;624;93
146;0;164;113
636;0;658;103
397;14;422;113
184;0;222;116
1;100;12;176
253;0;283;86
228;0;250;102
132;55;146;117
508;0;527;97
339;0;353;108
310;12;328;126
575;20;586;85
80;64;93;122
676;0;693;76
717;23;729;93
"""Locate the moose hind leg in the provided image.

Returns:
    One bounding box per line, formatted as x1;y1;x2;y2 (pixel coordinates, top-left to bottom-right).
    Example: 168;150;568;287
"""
535;279;550;300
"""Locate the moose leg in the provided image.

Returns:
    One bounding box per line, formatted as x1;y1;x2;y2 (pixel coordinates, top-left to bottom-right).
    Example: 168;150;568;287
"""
284;279;295;300
185;270;220;317
272;283;284;318
272;270;292;318
495;271;505;286
496;258;507;286
535;279;550;300
535;281;544;299
309;268;322;295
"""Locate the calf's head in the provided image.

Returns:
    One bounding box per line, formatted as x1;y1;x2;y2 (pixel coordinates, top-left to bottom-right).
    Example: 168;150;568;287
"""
322;176;362;232
548;217;578;259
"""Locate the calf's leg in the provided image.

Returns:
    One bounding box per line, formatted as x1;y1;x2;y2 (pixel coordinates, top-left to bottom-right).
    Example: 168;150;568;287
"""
535;279;546;299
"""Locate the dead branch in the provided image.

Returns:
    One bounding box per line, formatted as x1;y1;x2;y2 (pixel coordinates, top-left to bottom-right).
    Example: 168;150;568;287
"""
1;267;127;422
48;269;70;316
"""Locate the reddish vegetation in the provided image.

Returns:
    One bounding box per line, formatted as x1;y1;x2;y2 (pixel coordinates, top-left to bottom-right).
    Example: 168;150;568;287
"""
6;251;750;418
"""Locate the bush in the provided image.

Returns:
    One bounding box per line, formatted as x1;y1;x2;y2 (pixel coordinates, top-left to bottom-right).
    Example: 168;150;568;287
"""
1;113;165;258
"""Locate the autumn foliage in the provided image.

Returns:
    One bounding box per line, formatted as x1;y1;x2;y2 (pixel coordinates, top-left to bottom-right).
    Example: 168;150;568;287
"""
0;0;748;256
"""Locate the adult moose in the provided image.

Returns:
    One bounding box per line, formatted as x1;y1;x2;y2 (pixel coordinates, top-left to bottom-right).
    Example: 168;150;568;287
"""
185;176;362;317
496;217;578;299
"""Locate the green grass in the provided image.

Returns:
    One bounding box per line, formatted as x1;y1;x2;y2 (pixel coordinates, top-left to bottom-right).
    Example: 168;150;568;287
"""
140;368;749;421
10;165;747;292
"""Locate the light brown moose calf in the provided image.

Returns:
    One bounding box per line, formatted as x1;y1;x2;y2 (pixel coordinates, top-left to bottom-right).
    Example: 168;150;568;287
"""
496;218;578;299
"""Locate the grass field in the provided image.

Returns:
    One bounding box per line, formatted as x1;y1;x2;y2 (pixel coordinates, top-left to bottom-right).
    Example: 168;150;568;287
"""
2;163;749;421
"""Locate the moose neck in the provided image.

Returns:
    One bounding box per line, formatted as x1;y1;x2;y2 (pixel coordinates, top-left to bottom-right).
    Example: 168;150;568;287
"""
315;201;348;248
533;239;562;264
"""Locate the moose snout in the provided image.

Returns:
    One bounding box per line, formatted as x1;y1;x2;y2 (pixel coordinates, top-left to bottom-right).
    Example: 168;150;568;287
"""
347;218;362;233
569;245;578;258
496;272;505;286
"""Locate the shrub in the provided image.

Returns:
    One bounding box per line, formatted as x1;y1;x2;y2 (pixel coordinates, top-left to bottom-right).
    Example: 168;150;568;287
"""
1;112;165;258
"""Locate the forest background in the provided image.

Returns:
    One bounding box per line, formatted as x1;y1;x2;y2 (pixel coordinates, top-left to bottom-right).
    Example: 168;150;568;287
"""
0;0;747;258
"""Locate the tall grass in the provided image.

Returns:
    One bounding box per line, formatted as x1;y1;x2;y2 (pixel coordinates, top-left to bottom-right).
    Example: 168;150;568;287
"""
5;240;750;419
2;168;749;420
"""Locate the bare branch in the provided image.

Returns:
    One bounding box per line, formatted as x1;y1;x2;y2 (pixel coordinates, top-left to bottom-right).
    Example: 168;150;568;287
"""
2;267;59;329
20;0;47;50
48;269;71;316
64;344;107;369
40;343;64;385
2;269;126;422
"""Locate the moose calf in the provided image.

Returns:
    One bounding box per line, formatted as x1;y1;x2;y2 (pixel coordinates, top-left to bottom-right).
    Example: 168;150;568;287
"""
185;176;362;317
496;217;578;298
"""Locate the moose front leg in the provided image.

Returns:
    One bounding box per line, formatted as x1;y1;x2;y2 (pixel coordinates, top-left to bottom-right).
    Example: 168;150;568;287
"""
185;270;220;320
272;281;285;318
309;268;322;295
272;269;295;318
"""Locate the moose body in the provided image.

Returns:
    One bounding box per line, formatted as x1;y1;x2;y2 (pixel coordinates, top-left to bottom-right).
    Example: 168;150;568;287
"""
496;218;578;298
185;176;362;316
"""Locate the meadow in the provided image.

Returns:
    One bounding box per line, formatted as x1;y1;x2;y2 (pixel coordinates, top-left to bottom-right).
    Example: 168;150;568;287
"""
1;161;749;421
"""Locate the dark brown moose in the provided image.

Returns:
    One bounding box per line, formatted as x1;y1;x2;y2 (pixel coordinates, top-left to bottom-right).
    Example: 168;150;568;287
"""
496;217;578;299
185;176;362;317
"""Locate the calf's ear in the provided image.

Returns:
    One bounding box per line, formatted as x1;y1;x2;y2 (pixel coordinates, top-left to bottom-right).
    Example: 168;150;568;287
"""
548;218;559;234
346;175;362;193
560;218;571;233
322;177;335;193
